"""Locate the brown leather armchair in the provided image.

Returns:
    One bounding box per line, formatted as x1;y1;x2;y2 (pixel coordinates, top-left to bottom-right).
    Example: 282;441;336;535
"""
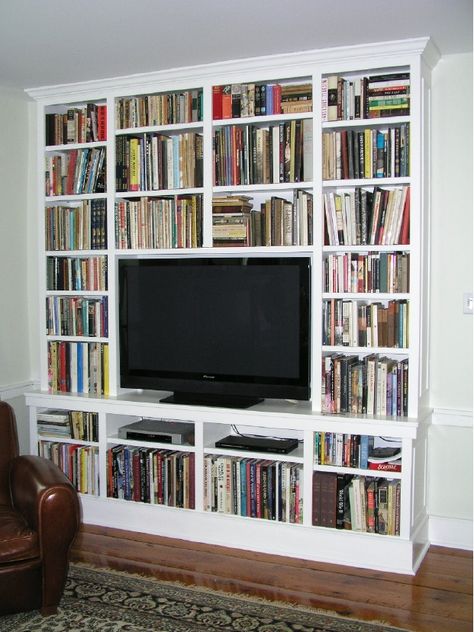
0;401;80;615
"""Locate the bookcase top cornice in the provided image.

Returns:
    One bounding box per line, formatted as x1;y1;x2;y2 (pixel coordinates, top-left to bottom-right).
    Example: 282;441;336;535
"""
26;36;438;103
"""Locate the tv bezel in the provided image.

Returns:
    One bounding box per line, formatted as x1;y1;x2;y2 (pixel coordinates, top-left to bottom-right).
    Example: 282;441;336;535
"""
118;256;311;409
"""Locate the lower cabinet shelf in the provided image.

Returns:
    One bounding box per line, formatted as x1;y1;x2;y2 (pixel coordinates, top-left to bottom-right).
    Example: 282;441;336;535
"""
25;390;429;574
204;454;303;523
38;439;99;496
107;444;195;509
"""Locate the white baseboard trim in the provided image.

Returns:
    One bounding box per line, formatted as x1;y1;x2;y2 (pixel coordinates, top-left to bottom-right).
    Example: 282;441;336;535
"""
429;515;473;550
0;380;38;401
428;408;472;550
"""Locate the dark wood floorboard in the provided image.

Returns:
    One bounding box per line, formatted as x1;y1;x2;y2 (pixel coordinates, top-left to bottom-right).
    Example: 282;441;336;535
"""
70;524;473;632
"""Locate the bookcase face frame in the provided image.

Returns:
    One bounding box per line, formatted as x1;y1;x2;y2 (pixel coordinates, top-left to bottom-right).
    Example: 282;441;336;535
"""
27;37;437;574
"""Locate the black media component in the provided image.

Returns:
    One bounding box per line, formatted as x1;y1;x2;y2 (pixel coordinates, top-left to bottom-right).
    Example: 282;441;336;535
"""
119;256;311;408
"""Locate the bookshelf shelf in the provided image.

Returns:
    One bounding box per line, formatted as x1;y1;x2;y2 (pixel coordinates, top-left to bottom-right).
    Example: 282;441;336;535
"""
46;336;109;343
26;37;437;574
322;244;412;253
45;290;109;297
203;446;305;464
214;112;313;127
45;140;107;152
45;193;108;203
45;249;108;256
115;188;204;198
38;436;99;448
312;464;402;480
107;436;197;453
322;293;410;299
116;121;204;135
322;346;410;353
322;177;411;187
213;182;313;193
321;115;411;129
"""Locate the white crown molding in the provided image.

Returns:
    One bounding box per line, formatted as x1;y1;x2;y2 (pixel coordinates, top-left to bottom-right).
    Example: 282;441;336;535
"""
25;37;438;104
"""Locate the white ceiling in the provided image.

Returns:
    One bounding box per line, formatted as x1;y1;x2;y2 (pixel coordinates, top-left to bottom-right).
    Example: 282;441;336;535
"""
0;0;472;91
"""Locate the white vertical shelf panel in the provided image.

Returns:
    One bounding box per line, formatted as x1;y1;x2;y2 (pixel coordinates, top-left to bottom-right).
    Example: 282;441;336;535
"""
303;428;314;525
202;82;214;248
38;103;49;392
98;410;108;498
193;420;204;512
106;95;118;396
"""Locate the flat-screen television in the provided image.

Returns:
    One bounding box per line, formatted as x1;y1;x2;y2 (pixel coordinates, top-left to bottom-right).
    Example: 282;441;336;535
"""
118;256;311;408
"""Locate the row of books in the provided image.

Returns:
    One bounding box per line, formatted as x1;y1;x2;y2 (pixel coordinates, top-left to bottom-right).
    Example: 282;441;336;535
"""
204;455;303;524
45;148;106;197
39;441;99;495
46;295;108;338
212;82;312;119
312;472;400;535
322;72;410;122
314;433;402;473
211;191;313;247
321;354;409;416
259;191;313;247
116;132;203;192
45;200;107;251
115;195;203;249
324;186;410;247
322;299;409;349
46;255;108;291
213;120;312;186
323;251;410;294
47;341;109;395
37;409;98;442
107;445;195;509
45;103;107;145
322;124;410;180
115;89;203;129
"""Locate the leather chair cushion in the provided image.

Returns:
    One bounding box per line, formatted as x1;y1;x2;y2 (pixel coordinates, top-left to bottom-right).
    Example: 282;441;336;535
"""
0;505;39;564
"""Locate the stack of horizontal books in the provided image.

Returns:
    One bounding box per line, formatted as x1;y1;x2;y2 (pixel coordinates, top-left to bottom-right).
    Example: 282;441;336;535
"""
37;409;72;438
212;195;257;247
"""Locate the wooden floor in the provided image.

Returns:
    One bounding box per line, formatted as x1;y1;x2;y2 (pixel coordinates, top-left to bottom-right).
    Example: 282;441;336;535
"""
71;524;472;632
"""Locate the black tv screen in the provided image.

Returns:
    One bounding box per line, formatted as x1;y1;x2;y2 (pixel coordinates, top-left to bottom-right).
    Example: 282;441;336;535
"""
119;257;311;408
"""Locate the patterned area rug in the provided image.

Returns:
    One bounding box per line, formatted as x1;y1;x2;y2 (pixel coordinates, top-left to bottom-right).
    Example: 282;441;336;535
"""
1;564;407;631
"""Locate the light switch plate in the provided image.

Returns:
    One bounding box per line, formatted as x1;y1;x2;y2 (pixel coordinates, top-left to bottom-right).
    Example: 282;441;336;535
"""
463;293;473;315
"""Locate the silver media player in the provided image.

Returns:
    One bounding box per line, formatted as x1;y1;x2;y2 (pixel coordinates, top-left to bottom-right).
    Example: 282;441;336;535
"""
118;418;194;445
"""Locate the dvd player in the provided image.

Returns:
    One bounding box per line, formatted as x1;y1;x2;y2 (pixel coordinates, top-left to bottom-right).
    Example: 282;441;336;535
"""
118;418;194;445
215;434;298;454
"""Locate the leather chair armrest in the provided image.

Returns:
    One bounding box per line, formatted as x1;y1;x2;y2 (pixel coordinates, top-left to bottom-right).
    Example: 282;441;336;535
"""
9;455;81;614
9;455;80;533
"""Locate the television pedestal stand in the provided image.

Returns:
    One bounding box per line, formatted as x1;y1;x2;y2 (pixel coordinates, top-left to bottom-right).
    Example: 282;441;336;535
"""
160;392;264;409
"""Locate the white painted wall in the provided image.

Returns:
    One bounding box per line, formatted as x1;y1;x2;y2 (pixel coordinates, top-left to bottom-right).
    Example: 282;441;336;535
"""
427;53;473;548
430;53;473;411
0;50;472;546
0;88;37;451
0;89;31;385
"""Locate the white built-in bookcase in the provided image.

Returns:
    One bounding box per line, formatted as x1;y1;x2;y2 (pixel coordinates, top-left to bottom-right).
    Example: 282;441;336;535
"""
25;37;439;574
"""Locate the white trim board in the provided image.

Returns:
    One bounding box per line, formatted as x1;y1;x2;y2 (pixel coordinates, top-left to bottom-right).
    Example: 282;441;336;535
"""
431;408;473;428
0;380;38;401
429;515;473;551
